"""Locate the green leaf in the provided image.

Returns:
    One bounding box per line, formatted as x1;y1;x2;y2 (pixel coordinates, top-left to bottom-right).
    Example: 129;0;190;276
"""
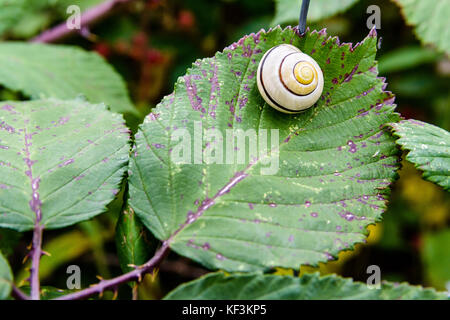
394;0;450;54
391;120;450;191
273;0;359;26
422;229;450;289
129;27;400;272
0;42;136;115
164;272;449;300
0;252;12;300
378;46;442;74
115;205;156;274
0;99;130;232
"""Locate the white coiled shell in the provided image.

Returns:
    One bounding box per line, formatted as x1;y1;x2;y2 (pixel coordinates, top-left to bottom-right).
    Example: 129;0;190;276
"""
256;44;324;114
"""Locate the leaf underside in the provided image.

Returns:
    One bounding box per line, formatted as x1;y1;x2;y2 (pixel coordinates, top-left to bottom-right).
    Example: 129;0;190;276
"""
129;27;400;272
0;42;136;115
164;272;449;300
391;119;450;191
0;99;130;231
0;252;12;300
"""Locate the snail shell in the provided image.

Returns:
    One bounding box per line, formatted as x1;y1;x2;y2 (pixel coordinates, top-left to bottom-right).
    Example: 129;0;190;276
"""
257;44;324;114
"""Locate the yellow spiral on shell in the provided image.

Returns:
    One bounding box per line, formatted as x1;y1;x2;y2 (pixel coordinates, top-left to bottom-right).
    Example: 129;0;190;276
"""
294;62;316;85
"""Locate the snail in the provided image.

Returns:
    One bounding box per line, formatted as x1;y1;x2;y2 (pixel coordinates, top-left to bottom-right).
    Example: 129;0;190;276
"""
256;44;324;114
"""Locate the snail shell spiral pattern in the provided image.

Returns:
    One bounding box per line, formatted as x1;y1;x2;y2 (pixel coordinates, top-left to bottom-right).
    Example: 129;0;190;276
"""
257;44;324;114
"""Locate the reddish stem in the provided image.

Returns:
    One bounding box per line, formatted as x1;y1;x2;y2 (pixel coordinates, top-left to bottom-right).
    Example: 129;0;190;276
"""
11;285;30;300
31;0;136;43
55;241;170;300
30;223;44;300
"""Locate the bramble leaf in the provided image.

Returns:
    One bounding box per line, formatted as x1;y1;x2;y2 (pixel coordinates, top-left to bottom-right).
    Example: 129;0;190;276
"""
165;272;449;300
0;99;130;231
391;120;449;191
0;42;136;115
394;0;450;54
129;27;400;272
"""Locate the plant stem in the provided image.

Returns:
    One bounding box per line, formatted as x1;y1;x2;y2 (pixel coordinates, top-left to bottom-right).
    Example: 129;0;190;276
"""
31;0;136;43
55;241;170;300
30;223;44;300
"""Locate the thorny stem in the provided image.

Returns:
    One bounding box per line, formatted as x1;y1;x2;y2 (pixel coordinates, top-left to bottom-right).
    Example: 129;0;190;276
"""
31;0;136;43
55;241;170;300
30;223;44;300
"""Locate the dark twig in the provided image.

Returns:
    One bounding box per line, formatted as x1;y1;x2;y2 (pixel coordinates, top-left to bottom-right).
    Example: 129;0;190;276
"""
11;285;30;300
31;0;136;43
298;0;311;35
54;241;170;300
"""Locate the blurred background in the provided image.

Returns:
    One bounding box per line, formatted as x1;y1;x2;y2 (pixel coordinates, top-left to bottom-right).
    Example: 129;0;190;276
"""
0;0;448;299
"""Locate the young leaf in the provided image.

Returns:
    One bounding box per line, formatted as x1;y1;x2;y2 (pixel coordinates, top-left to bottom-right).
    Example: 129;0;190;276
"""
272;0;359;26
391;120;449;191
0;252;12;300
129;27;400;272
0;99;130;231
164;272;449;300
115;205;157;274
0;42;136;115
394;0;450;54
